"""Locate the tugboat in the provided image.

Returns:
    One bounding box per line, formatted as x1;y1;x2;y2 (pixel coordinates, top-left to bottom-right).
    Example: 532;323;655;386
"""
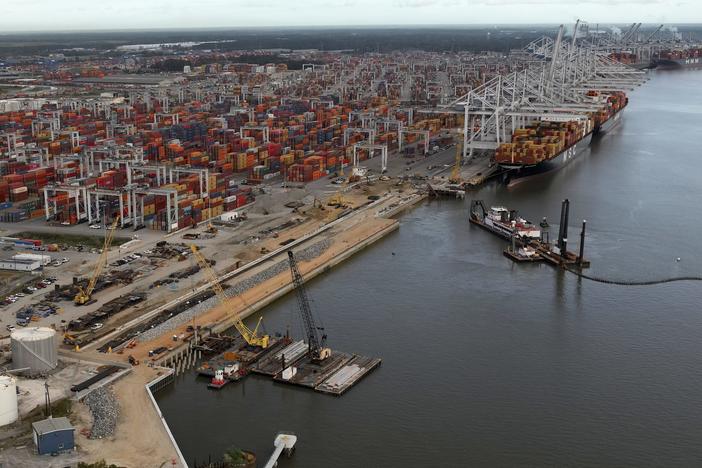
469;200;540;241
207;362;241;390
208;369;228;389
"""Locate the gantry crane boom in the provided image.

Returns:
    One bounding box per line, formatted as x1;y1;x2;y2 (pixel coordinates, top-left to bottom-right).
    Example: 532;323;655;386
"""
190;245;269;348
74;216;120;305
287;251;330;361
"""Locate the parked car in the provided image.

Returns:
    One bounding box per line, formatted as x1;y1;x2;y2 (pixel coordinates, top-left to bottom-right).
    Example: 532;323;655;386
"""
14;293;25;297
90;323;103;331
89;224;102;229
6;325;16;332
61;257;69;263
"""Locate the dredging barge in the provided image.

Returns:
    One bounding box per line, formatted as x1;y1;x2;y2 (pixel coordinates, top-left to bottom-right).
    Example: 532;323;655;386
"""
469;199;590;268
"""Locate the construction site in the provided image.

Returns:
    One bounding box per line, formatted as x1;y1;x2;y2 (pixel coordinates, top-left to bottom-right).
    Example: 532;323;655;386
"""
0;19;698;467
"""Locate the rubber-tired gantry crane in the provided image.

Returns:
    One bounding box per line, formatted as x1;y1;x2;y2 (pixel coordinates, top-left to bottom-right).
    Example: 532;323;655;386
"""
74;216;121;305
287;251;331;362
190;245;270;348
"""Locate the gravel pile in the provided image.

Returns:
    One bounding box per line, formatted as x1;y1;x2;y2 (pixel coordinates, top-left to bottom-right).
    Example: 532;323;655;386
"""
84;386;119;439
138;239;331;342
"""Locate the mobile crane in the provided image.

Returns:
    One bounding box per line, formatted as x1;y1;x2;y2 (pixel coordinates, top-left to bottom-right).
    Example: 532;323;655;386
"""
287;251;331;362
190;245;270;348
74;216;120;305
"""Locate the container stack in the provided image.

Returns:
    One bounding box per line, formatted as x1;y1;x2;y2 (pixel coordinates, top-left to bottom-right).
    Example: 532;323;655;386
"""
495;119;592;166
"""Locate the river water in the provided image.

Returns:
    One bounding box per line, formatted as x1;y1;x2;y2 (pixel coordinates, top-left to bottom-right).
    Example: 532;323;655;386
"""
156;69;702;467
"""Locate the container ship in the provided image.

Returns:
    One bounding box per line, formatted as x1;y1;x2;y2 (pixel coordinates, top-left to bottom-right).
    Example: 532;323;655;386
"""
495;91;627;182
654;48;702;69
587;90;628;134
494;116;593;172
608;51;654;70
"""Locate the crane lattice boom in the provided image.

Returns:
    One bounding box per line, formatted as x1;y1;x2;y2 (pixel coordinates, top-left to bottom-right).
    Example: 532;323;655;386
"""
190;245;269;348
287;251;329;361
74;216;120;305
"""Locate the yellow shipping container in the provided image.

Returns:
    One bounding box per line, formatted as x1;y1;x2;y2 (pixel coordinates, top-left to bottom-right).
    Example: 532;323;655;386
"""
237;153;247;168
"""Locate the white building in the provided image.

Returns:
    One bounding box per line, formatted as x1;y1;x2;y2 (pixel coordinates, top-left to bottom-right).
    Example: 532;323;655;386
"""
13;253;51;266
0;258;41;271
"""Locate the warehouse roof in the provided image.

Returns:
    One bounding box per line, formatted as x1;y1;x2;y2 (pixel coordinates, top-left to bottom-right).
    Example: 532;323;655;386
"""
0;258;39;264
32;417;74;435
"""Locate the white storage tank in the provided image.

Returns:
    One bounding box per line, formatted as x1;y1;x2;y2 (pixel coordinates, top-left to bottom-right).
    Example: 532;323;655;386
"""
11;327;58;375
0;375;18;426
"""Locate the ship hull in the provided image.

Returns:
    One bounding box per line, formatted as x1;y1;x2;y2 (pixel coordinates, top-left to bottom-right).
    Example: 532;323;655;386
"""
654;57;702;69
595;107;624;135
501;133;593;186
500;132;593;171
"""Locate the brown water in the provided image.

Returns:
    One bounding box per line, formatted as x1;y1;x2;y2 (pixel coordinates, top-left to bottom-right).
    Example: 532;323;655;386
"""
157;69;702;467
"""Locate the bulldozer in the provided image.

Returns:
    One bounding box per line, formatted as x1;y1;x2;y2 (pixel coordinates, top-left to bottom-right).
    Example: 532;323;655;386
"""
205;223;218;235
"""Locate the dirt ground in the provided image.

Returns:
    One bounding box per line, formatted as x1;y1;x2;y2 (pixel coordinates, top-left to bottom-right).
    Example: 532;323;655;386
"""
126;199;398;362
73;365;183;468
53;183;413;468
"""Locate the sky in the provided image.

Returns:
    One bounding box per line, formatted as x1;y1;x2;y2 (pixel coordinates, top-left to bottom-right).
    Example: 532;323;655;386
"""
1;0;700;32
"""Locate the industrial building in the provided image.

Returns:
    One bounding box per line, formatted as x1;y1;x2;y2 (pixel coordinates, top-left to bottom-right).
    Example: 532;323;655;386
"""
32;417;75;455
13;253;52;266
0;257;42;271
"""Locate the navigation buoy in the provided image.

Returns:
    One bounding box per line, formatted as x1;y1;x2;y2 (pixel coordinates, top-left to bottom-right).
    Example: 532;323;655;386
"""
676;257;681;262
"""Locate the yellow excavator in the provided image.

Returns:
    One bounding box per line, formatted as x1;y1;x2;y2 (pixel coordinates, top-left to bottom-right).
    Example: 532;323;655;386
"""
74;216;121;305
190;245;270;348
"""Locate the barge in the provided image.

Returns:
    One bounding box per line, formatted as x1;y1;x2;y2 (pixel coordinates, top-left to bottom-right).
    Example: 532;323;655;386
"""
469;199;590;268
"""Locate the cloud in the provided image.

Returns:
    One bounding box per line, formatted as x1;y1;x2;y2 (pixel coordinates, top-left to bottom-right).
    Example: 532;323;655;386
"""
0;0;698;31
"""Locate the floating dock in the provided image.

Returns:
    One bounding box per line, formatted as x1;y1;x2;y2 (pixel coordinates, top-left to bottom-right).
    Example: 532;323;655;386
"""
251;340;308;376
193;334;237;356
502;247;542;263
315;355;382;396
196;336;286;378
273;350;353;389
198;342;381;395
427;181;466;198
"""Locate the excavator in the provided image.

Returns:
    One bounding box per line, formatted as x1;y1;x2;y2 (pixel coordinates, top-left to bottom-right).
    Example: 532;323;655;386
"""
74;216;120;305
190;245;270;348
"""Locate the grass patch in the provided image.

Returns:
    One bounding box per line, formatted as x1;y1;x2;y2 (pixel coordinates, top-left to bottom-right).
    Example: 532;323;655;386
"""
11;231;131;249
24;398;73;421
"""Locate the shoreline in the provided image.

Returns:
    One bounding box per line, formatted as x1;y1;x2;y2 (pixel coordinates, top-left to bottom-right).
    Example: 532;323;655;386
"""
74;187;429;467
